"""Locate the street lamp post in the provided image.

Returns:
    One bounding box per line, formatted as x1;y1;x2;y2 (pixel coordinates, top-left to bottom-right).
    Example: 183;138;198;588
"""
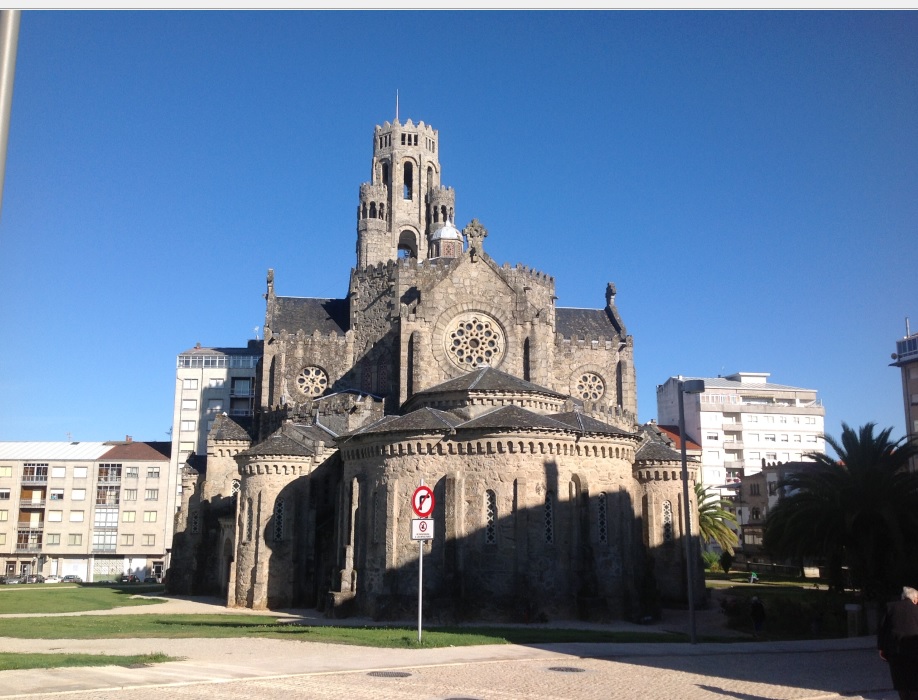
677;377;705;644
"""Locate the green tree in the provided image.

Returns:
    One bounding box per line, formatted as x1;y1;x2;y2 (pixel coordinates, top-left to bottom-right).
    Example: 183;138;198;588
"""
695;482;739;555
763;423;918;599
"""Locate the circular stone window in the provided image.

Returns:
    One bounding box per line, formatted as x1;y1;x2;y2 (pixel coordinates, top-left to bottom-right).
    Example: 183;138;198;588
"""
295;365;328;397
575;372;605;400
444;313;505;370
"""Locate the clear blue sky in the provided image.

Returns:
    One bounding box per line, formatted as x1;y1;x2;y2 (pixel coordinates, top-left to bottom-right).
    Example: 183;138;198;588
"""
1;10;916;444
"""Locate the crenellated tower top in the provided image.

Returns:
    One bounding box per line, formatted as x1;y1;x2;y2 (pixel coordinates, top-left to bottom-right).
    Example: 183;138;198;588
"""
356;118;457;268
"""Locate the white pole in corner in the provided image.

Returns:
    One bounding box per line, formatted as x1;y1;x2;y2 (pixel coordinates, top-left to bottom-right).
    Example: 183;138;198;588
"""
417;477;423;643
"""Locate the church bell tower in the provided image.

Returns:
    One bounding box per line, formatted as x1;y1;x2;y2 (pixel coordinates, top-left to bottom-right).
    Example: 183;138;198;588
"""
356;119;456;268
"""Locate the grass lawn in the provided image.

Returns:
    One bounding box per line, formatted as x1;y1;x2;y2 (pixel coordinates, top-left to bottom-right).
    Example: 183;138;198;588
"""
0;613;702;646
0;585;166;615
0;652;176;671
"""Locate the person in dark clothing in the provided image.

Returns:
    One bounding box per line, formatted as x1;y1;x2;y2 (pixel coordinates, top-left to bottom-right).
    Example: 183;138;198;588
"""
750;596;765;637
878;586;918;700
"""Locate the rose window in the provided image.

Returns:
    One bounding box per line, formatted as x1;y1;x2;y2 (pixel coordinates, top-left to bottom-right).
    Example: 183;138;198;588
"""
575;372;605;400
444;313;504;369
296;366;328;397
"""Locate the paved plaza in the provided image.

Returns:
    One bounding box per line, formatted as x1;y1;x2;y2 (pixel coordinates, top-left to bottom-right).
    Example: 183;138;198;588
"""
0;595;899;700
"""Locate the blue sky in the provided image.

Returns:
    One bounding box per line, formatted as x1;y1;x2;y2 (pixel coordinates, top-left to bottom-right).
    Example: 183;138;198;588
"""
0;10;916;444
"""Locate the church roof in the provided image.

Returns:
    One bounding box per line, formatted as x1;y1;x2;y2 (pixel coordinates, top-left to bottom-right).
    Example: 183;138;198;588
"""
410;366;567;400
236;429;316;458
636;423;686;463
99;441;171;461
459;405;570;431
349;408;464;436
556;307;623;338
549;411;637;437
272;297;350;336
210;414;254;442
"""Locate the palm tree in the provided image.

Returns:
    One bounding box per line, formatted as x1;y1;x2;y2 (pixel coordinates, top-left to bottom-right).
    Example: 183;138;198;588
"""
695;482;738;555
763;422;918;599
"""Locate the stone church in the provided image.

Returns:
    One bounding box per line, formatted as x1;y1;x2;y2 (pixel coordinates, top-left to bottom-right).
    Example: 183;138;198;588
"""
168;116;702;622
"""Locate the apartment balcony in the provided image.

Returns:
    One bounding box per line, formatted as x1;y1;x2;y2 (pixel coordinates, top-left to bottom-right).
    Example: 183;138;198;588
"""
230;388;254;398
14;543;42;552
18;500;46;508
229;409;253;417
17;521;43;530
20;475;48;485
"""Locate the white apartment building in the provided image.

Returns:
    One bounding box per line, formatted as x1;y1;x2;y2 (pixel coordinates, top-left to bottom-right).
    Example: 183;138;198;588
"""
167;342;261;521
656;372;826;492
0;439;172;581
890;322;918;473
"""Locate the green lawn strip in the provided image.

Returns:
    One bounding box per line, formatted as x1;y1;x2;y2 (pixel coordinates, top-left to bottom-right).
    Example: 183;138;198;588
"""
0;586;166;614
0;613;705;646
0;652;176;671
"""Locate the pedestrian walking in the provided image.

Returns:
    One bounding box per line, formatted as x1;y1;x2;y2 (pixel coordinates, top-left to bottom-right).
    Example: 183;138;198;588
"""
750;595;765;637
878;586;918;700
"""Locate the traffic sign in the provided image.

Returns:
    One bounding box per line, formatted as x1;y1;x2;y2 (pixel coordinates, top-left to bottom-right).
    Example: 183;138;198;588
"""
412;485;435;517
411;518;434;540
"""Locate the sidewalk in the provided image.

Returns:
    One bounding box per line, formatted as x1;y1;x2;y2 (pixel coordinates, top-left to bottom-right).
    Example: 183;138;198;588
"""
0;594;894;700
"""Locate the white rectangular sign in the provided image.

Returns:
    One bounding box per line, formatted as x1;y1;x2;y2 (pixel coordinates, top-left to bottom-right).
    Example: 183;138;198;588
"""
411;518;434;540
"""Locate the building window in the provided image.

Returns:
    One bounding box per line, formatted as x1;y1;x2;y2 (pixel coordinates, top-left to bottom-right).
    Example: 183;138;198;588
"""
768;482;777;496
47;488;63;501
123;489;137;501
806;435;817;443
125;467;138;478
805;417;816;424
207;399;223;413
485;490;497;545
371;492;379;544
751;507;762;520
46;533;60;545
147;467;160;479
71;489;86;501
98;463;121;482
598;492;608;545
96;485;119;505
245;498;254;542
706;432;719;441
143;511;157;523
209;377;225;388
780;434;789;442
0;488;8;500
273;498;285;541
69;510;84;522
181;399;197;411
231;479;240;497
0;466;10;477
190;510;199;534
747;416;758;423
750;484;761;496
122;511;136;522
142;534;155;546
121;534;134;546
92;532;116;551
182;378;198;390
0;510;7;521
68;534;82;545
51;466;65;478
662;500;674;543
181;420;196;432
48;510;63;522
179;442;194;454
73;467;88;479
544;491;555;544
764;434;776;442
144;489;159;501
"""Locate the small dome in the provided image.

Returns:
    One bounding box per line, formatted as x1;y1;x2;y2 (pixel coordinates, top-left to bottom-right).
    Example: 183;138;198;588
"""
431;219;462;241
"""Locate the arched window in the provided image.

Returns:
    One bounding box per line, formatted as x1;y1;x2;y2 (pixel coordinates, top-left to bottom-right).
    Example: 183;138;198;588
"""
245;498;254;542
381;161;389;186
485;490;497;545
544;491;555;544
662;500;674;543
403;162;413;200
273;498;285;542
231;479;240;498
598;492;608;544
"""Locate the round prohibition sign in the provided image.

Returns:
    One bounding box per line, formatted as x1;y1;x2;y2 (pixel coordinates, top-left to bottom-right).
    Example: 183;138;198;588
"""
412;485;435;518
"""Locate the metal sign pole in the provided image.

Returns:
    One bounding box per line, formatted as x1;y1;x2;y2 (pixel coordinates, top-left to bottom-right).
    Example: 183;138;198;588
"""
417;478;424;643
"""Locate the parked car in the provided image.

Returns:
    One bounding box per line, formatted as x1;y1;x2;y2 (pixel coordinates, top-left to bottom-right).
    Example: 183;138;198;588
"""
143;577;159;583
4;576;22;585
43;575;62;583
119;574;139;584
61;575;82;583
25;574;45;584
